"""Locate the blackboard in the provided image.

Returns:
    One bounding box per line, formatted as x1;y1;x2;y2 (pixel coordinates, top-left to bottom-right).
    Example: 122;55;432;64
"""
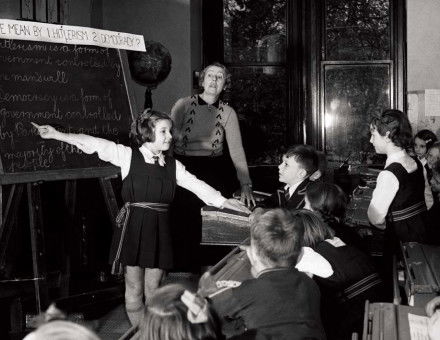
0;39;134;184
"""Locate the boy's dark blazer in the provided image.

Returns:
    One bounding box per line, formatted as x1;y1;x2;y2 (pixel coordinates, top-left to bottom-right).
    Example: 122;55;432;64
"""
262;178;312;210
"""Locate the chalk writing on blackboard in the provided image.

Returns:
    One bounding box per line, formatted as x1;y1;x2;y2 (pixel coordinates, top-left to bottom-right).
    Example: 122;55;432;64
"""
0;39;133;184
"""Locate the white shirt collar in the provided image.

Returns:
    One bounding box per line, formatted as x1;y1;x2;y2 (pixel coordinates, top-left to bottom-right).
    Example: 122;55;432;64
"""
385;149;405;167
325;237;346;248
140;146;166;166
284;179;304;197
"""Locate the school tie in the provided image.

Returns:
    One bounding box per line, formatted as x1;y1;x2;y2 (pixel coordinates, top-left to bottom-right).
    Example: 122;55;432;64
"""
284;187;290;201
152;155;159;164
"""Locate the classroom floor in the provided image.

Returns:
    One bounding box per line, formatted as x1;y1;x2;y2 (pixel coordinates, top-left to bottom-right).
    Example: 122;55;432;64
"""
8;245;231;340
91;272;200;340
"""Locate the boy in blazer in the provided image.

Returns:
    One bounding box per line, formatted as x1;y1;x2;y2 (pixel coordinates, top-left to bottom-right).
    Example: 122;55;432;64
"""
264;145;320;210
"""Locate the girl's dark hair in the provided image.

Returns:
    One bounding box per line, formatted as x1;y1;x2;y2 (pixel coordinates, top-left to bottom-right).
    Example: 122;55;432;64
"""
138;284;221;340
130;109;172;146
198;62;232;91
290;209;334;249
306;182;348;224
370;109;413;149
433;159;440;176
414;129;438;150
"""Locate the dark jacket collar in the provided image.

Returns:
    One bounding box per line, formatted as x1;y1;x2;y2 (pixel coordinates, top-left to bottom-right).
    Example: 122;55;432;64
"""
256;267;292;278
198;94;220;108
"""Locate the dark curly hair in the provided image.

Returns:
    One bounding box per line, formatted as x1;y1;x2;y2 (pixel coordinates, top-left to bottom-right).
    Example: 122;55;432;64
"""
370;109;413;149
139;284;222;340
414;129;438;150
129;109;172;146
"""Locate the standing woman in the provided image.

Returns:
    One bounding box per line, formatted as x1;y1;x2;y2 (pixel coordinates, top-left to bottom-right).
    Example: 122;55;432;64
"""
170;63;254;271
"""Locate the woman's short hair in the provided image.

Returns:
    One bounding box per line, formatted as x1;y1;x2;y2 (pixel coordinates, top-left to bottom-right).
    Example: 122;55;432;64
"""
250;208;304;267
290;209;335;249
415;129;438;150
306;182;348;223
198;62;232;91
130;108;172;146
370;109;413;149
138;284;221;340
23;320;100;340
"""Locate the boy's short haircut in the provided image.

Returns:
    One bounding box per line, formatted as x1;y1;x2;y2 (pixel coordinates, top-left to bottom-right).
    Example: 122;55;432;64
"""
284;145;319;176
250;208;304;267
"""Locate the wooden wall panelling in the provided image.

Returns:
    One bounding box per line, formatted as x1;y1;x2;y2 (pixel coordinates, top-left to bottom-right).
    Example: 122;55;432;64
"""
21;0;34;20
35;0;47;22
47;0;58;23
59;0;70;24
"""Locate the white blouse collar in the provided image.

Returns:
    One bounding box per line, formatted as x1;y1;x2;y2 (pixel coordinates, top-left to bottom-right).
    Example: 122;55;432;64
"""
140;146;166;166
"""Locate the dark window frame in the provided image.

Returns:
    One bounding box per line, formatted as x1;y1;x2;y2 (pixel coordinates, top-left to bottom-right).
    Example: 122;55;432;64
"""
201;0;406;159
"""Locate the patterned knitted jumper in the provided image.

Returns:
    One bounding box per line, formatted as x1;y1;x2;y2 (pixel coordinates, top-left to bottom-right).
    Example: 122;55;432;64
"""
171;95;251;185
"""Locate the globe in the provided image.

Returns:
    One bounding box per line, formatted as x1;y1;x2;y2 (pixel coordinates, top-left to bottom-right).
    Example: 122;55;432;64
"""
127;40;172;88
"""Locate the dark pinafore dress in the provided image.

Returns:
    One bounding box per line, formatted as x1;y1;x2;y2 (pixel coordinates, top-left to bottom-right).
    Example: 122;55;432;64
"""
378;159;428;299
109;148;176;271
385;158;428;246
314;241;384;340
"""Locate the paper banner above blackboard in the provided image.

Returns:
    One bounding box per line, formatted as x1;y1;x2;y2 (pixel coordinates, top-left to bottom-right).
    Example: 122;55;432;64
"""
0;19;145;52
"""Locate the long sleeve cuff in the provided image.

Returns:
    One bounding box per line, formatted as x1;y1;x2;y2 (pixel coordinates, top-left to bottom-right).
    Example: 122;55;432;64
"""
295;247;333;278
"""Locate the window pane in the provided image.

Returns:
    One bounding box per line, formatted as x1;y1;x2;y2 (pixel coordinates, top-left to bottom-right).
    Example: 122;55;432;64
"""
224;66;287;165
223;0;286;63
325;0;390;60
324;64;391;164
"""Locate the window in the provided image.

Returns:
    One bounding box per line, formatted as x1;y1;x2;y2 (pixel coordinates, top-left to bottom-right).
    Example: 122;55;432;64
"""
322;0;395;165
221;0;289;164
202;0;405;166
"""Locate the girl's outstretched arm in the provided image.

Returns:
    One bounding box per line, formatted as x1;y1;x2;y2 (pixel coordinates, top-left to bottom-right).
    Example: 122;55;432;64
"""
31;122;132;177
32;122;96;154
175;159;250;214
32;122;68;141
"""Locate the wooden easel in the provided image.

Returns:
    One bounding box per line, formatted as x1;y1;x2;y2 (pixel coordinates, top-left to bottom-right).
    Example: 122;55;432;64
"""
0;4;137;333
0;175;119;319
